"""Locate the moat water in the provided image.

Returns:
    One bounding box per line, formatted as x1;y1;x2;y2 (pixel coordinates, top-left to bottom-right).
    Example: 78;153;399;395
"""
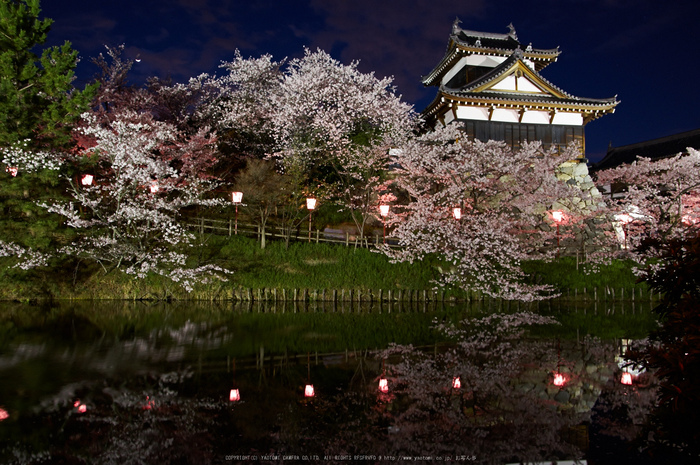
0;300;659;464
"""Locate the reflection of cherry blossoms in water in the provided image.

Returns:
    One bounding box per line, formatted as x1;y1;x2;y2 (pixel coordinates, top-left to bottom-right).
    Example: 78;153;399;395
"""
0;309;658;464
369;312;658;463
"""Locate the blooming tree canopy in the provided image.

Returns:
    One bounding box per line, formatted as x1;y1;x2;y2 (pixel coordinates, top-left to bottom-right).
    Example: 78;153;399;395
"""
40;111;228;290
594;148;700;258
385;125;587;300
269;48;417;238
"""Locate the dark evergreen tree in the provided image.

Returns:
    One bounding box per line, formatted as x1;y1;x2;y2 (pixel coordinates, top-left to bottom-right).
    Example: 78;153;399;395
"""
0;0;96;269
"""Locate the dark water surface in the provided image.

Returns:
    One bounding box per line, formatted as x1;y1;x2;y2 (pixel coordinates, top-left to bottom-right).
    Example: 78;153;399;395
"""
0;300;659;464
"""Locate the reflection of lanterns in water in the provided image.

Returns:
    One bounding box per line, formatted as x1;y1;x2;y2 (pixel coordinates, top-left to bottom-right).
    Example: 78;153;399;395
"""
0;408;8;421
304;384;315;398
74;400;87;413
229;359;241;402
553;373;566;387
143;395;155;410
452;376;461;389
378;378;389;393
620;372;633;385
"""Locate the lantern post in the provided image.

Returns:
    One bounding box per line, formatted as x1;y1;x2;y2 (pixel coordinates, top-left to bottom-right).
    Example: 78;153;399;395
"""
306;197;317;242
232;191;243;235
379;205;390;244
617;213;633;250
551;210;564;257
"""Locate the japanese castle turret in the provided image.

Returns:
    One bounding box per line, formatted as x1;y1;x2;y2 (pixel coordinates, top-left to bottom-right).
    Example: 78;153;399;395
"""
422;20;619;157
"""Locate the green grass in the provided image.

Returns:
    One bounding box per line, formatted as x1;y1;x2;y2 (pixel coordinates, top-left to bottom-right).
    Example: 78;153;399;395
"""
0;232;650;301
207;234;440;291
522;256;644;291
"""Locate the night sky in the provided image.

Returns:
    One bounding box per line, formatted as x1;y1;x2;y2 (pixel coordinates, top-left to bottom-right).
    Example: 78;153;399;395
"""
42;0;700;163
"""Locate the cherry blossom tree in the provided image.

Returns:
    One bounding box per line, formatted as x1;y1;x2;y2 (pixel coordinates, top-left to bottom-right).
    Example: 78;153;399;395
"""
384;125;587;301
38;111;229;290
269;48;416;239
594;148;700;258
200;51;284;181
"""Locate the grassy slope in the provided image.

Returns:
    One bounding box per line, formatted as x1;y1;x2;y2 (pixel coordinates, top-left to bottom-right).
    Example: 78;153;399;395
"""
0;233;644;300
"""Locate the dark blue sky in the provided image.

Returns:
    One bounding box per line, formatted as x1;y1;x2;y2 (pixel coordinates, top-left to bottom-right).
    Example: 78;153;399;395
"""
42;0;700;162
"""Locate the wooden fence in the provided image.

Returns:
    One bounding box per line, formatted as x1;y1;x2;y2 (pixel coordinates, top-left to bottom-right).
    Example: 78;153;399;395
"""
184;216;398;248
207;285;659;304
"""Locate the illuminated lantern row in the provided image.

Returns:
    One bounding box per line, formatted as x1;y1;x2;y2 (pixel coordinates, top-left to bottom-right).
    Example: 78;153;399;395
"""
6;166;18;177
304;384;315;398
229;389;241;402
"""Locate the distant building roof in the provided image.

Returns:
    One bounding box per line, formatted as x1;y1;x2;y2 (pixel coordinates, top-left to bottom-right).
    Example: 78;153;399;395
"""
422;49;618;123
421;20;560;86
593;128;700;171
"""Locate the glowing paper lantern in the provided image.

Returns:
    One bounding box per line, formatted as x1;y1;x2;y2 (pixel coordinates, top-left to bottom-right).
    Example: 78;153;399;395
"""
81;174;94;186
306;197;317;210
553;372;566;387
304;384;315;398
453;208;462;220
149;181;159;193
452;376;462;389
620;372;633;385
379;205;390;217
617;213;633;225
0;408;8;421
232;191;243;203
551;210;564;223
6;166;18;177
229;389;241;402
378;378;389;393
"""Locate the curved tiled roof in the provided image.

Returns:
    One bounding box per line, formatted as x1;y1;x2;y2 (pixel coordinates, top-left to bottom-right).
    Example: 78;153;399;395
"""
440;52;617;107
593;128;700;171
421;22;559;86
